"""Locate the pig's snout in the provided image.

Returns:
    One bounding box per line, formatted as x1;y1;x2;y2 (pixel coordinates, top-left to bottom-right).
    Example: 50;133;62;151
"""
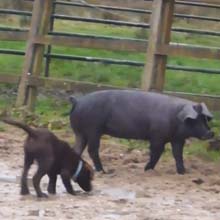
201;131;214;140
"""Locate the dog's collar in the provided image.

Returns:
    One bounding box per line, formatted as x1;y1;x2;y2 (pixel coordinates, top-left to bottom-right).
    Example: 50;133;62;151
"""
72;160;83;182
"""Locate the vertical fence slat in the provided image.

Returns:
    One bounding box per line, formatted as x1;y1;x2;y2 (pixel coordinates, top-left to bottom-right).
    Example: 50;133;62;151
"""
141;0;174;91
16;0;54;110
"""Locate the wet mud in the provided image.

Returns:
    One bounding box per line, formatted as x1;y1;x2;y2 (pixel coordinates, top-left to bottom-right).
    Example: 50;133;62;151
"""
0;126;220;220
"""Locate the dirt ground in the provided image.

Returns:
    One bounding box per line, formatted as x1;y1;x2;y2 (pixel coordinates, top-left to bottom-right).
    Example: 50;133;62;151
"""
0;126;220;220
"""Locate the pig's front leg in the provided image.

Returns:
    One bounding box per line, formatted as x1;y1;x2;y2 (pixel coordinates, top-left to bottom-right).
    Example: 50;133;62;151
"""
171;140;185;174
145;141;165;171
87;135;105;172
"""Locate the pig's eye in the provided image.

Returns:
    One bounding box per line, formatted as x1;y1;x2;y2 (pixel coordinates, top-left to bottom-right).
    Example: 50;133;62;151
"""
200;115;208;124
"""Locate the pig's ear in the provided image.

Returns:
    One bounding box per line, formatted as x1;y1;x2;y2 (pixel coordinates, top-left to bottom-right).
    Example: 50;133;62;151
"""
200;103;213;120
177;105;198;122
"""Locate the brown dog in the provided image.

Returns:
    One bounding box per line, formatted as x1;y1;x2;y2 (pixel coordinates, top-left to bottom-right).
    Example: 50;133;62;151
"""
2;118;94;198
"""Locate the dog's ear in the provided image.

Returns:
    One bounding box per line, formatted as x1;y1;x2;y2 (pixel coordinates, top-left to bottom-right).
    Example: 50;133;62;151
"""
77;161;93;192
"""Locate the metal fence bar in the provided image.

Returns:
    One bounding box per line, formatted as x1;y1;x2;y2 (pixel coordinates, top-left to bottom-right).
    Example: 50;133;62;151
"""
166;65;220;74
46;54;220;74
174;13;220;22
0;27;28;32
176;1;220;9
0;48;219;74
112;0;220;7
172;27;220;37
0;49;25;56
52;14;150;28
47;53;144;66
0;9;31;16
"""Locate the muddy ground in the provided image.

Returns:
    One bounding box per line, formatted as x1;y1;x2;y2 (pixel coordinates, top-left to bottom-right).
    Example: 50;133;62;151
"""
0;125;220;220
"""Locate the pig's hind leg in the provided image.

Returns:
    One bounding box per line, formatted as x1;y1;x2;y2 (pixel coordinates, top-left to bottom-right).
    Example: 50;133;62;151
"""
87;134;104;172
73;134;87;155
145;141;165;171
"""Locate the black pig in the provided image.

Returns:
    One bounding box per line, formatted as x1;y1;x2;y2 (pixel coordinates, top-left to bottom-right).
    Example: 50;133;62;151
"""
69;90;214;174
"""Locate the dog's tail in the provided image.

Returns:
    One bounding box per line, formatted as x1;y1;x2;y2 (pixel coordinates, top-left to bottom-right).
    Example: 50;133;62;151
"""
1;118;37;138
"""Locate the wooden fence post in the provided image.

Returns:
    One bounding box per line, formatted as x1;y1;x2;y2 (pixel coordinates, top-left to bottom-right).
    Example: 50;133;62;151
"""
141;0;174;91
16;0;54;110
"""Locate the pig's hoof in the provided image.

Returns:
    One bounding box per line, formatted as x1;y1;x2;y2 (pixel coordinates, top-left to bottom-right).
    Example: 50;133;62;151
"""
100;169;115;175
20;189;30;195
95;167;105;173
144;164;153;171
37;192;48;198
97;170;107;175
177;169;185;175
68;191;76;196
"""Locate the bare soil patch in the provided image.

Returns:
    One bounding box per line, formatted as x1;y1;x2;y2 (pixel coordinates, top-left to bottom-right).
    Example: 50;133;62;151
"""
0;126;220;220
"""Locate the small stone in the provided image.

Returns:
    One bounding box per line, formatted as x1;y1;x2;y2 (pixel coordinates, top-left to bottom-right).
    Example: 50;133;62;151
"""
192;178;204;185
48;120;64;130
207;138;220;151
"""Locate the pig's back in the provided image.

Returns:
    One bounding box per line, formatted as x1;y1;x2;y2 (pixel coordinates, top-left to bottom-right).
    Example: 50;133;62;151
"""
79;90;189;116
104;90;182;138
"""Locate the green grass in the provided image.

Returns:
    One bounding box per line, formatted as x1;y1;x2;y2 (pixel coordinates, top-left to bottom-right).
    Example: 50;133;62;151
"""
0;19;220;94
184;140;220;162
0;42;220;94
0;93;71;128
53;21;146;39
165;70;220;94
